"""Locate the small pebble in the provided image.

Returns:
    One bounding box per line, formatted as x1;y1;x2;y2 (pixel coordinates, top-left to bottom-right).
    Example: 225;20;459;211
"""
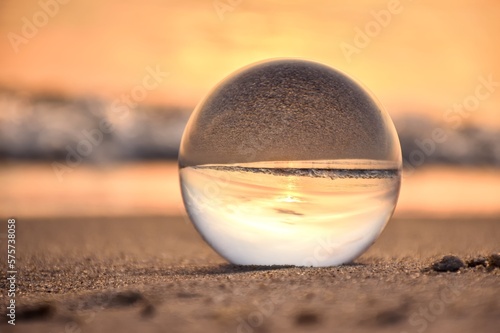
17;303;56;321
466;257;487;268
109;291;144;307
432;255;465;272
375;309;405;326
140;303;156;318
295;311;320;326
488;253;500;268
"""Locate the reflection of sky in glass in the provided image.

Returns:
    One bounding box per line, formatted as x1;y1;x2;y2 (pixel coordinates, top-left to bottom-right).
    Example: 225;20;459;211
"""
180;161;400;266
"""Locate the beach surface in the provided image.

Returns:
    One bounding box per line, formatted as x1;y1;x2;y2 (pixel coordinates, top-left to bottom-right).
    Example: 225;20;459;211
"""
1;216;499;333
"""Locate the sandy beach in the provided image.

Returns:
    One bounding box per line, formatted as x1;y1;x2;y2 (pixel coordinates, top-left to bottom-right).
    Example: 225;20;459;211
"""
1;216;499;333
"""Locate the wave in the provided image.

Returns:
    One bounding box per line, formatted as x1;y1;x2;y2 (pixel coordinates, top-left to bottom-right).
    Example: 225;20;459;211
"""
1;89;499;168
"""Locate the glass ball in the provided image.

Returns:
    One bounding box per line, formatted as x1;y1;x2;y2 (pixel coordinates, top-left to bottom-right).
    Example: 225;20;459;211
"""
179;59;401;266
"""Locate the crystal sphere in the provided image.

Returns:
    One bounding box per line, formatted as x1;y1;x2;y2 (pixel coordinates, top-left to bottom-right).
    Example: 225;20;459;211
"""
179;59;401;266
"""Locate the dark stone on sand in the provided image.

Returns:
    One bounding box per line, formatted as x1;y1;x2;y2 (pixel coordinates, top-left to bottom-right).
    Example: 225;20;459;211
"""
16;303;56;321
488;253;500;268
466;257;487;268
295;311;320;325
432;255;465;272
108;291;144;307
375;309;405;326
140;303;156;318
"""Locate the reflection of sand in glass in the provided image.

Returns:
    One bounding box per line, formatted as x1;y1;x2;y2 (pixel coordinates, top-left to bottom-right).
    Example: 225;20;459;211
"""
180;160;400;266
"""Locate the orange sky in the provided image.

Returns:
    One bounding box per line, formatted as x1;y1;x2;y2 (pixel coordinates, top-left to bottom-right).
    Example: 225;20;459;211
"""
0;0;499;126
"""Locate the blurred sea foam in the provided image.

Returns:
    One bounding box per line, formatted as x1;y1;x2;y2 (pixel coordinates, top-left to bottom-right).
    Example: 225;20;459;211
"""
0;88;188;162
0;88;499;168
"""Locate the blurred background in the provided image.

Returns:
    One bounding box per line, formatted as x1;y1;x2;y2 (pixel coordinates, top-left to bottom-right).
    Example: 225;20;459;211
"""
0;0;499;219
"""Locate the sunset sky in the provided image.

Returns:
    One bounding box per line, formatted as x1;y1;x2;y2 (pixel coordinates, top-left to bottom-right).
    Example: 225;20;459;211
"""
0;0;499;126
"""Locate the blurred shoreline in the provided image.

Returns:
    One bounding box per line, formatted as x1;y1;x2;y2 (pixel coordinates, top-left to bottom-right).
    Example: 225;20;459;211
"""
1;161;499;219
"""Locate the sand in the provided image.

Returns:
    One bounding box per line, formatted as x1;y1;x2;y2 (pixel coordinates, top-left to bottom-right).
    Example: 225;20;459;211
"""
0;216;499;333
